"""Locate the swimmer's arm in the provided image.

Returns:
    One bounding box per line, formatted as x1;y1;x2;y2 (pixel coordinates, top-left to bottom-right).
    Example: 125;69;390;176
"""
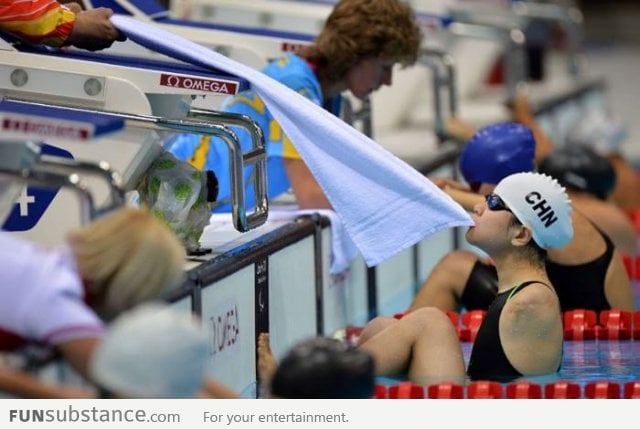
444;187;484;212
510;93;554;162
284;158;332;209
0;367;95;398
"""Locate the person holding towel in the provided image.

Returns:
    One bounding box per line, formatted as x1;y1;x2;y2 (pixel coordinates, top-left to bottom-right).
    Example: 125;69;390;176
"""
169;0;422;210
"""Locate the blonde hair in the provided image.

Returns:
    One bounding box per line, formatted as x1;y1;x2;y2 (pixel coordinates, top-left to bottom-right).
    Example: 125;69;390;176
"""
301;0;422;85
67;207;186;320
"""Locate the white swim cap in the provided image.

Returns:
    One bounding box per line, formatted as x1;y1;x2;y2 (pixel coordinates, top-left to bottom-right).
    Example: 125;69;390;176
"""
90;303;207;398
494;172;573;249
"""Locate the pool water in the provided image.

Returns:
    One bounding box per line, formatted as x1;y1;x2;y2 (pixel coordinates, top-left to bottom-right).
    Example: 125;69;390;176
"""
457;340;640;386
375;280;640;393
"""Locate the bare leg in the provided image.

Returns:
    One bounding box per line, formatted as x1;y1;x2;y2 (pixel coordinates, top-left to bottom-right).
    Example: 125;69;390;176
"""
357;316;396;345
358;308;465;385
409;251;480;311
257;333;277;388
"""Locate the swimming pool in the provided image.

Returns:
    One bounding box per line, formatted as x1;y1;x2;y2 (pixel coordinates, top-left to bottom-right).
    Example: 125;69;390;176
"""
375;280;640;398
373;339;640;398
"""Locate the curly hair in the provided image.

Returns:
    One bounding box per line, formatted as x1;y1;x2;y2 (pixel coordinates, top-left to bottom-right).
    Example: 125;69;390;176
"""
301;0;422;85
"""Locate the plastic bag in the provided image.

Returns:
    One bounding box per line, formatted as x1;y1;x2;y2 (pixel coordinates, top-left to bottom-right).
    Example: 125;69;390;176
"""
137;152;216;252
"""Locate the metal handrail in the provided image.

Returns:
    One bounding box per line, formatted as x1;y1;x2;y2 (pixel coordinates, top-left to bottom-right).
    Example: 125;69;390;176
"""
4;98;269;232
0;141;95;224
419;47;458;141
37;157;125;217
187;107;269;230
341;96;373;138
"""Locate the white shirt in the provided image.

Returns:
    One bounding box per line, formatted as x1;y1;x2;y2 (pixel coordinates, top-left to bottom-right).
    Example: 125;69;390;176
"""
0;232;104;347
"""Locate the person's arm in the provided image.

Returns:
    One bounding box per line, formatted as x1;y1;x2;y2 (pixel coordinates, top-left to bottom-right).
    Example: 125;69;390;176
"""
0;366;95;398
0;1;124;50
444;116;476;142
510;93;555;162
283;157;332;209
429;176;483;211
64;3;125;51
443;187;484;212
0;0;75;46
500;285;563;376
56;337;101;379
430;176;471;192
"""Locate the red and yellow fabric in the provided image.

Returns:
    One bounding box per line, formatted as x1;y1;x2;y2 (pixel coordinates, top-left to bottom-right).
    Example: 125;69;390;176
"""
0;0;76;47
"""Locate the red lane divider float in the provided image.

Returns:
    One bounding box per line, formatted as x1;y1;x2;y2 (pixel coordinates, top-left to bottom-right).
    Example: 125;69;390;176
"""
459;310;486;342
387;382;424;399
584;381;621;399
634;312;640;340
544;381;581;399
505;382;543;399
376;380;640;399
623;381;640;398
374;384;387;399
598;310;632;340
627;208;640;234
445;310;460;327
563;309;597;340
467;381;502;399
426;382;464;399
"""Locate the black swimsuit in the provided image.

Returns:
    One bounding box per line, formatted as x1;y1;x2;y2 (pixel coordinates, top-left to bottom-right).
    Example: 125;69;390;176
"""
467;281;558;382
545;228;614;312
461;226;615;312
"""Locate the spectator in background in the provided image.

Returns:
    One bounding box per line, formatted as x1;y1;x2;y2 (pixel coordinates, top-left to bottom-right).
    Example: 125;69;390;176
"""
90;303;237;398
0;303;238;398
169;0;422;210
0;0;125;50
0;207;185;381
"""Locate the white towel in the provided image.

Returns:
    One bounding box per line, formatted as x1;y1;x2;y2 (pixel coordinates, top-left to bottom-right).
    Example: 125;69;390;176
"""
204;207;357;275
111;16;473;267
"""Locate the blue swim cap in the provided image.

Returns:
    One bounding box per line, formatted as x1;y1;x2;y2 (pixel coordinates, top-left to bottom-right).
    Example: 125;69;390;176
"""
460;123;535;186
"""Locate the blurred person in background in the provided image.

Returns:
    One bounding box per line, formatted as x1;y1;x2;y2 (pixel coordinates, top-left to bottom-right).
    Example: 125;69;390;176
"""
169;0;422;210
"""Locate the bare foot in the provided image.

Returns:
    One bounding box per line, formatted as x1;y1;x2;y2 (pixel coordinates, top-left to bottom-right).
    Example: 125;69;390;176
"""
257;333;277;388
